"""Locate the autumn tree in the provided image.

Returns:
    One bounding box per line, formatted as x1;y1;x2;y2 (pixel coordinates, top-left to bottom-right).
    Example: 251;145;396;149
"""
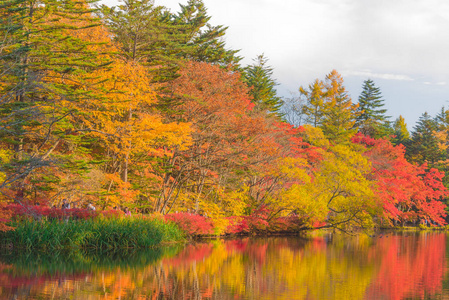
242;123;311;219
155;61;269;220
300;70;358;144
281;126;379;231
299;79;326;127
353;134;447;225
47;19;193;209
391;115;410;146
355;79;391;138
0;0;110;206
320;70;359;143
76;58;191;208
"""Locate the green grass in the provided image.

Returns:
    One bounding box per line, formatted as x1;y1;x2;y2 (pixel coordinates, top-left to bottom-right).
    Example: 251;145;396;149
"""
0;216;185;250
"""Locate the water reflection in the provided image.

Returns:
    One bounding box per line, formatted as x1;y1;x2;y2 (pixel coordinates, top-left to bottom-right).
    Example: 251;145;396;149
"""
0;232;447;299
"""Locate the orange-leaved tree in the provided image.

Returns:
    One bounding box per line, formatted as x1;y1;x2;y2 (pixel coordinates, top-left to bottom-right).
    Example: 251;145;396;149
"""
155;61;269;220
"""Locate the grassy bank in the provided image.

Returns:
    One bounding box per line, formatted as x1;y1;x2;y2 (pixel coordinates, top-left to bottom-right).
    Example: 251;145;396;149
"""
0;217;185;250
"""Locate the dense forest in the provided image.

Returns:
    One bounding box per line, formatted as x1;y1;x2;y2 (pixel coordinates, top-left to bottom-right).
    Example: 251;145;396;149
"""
1;0;449;233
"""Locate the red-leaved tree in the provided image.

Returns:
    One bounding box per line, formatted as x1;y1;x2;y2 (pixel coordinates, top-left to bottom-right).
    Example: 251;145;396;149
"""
353;134;448;225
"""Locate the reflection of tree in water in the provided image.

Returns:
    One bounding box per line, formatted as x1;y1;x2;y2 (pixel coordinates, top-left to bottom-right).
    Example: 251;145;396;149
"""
0;247;176;299
367;232;446;300
0;234;446;299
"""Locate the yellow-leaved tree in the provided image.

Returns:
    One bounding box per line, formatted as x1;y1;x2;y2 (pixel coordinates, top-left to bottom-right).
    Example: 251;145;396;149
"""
280;126;380;231
80;59;191;208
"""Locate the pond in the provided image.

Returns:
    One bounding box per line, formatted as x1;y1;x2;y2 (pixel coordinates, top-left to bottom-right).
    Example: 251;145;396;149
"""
0;231;448;299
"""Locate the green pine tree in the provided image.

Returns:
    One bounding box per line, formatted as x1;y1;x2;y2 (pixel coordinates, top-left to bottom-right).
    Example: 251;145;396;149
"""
101;0;240;82
99;0;183;82
434;107;449;131
242;54;283;115
407;112;442;164
0;0;109;196
355;79;391;138
171;0;241;66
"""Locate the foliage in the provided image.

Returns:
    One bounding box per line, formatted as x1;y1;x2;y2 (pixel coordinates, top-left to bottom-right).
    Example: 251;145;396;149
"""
100;0;240;84
0;0;111;202
0;202;13;232
155;60;265;215
269;126;380;231
225;207;310;235
5;204;128;221
165;213;214;236
7;204;99;220
353;134;448;225
169;0;241;66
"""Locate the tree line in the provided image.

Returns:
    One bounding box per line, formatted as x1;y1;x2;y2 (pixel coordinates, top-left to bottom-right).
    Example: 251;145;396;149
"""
0;0;448;231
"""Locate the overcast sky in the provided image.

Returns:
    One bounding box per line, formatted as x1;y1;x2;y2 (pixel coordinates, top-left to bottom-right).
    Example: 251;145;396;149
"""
105;0;449;129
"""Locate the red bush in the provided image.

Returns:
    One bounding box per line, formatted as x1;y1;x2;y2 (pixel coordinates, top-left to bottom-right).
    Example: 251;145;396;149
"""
164;213;214;236
225;206;271;235
6;204;99;220
225;207;309;235
268;216;308;232
225;216;249;234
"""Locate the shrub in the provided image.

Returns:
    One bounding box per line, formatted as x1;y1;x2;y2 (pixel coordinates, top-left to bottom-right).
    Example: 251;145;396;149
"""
225;209;309;235
225;206;270;235
6;204;99;220
164;213;214;236
268;216;307;232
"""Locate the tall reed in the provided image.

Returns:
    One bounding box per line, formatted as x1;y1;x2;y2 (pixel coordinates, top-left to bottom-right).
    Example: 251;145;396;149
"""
0;217;185;250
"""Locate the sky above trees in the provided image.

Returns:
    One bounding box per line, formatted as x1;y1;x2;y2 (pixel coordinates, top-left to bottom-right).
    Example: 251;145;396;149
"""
103;0;449;128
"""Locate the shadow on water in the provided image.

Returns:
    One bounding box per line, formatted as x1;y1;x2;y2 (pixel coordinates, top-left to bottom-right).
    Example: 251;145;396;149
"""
0;245;183;277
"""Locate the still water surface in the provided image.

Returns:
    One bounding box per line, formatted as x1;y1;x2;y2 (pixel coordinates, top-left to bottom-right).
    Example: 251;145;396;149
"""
0;232;448;299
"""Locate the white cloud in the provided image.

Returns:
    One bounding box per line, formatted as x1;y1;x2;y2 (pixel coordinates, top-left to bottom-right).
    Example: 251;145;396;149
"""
424;81;447;86
343;70;414;81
